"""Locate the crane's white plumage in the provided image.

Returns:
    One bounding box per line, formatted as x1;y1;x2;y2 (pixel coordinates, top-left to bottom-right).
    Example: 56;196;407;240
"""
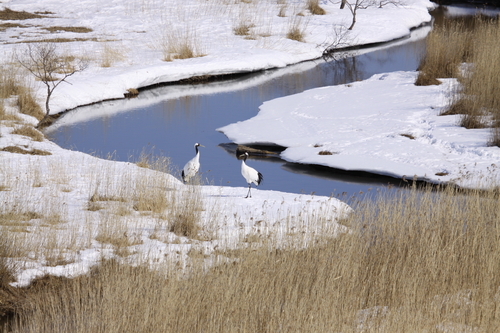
240;152;263;198
182;143;203;183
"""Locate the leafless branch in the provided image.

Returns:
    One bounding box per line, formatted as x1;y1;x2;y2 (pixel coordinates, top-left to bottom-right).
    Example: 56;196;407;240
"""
15;42;88;127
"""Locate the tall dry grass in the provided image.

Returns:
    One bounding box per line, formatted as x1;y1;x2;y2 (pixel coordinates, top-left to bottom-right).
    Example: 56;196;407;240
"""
98;42;126;68
306;0;326;15
159;25;204;62
286;15;307;42
461;19;500;135
7;184;500;332
417;16;500;145
0;217;26;317
0;62;44;122
415;21;473;86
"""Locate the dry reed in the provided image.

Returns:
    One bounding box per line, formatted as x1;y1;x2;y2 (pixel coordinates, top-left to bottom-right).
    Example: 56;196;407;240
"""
6;184;500;332
417;16;500;145
306;0;326;15
11;125;44;142
99;42;126;68
286;16;306;42
415;21;472;86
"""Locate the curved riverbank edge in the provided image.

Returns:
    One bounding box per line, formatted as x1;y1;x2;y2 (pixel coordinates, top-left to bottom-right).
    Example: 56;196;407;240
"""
217;71;500;190
0;0;431;118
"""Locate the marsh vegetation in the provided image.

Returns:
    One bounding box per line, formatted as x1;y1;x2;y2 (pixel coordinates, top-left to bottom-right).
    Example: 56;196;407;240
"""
416;15;500;146
2;184;500;332
1;4;500;333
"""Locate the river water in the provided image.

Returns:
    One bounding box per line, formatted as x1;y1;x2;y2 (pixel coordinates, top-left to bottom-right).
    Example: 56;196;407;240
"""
46;6;492;199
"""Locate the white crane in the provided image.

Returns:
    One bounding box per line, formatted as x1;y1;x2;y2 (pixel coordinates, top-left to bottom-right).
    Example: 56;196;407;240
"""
182;143;204;183
240;152;263;198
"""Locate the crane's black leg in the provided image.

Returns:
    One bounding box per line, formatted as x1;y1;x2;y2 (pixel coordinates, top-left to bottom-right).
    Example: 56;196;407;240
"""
246;185;252;198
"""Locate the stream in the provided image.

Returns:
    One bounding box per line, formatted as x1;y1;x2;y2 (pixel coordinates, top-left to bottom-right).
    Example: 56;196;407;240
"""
46;6;493;200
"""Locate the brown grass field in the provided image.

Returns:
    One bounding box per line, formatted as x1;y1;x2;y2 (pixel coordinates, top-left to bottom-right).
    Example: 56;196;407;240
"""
0;184;499;332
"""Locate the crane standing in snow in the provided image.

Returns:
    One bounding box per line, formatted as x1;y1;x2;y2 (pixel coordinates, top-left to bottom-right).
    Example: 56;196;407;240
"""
239;152;263;198
182;143;204;183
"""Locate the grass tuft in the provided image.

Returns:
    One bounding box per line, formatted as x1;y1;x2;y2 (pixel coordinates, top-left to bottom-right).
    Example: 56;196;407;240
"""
0;8;46;20
233;22;254;36
160;27;204;62
11;125;44;142
286;26;304;42
286;16;306;42
400;133;415;140
1;146;51;155
306;0;326;15
43;26;93;34
99;42;126;68
16;86;44;121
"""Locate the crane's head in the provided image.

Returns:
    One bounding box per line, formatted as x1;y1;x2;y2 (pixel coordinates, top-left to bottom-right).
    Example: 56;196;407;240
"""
238;152;249;161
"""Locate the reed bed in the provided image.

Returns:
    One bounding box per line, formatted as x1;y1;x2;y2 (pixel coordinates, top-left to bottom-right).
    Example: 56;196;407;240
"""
4;185;500;332
416;16;500;145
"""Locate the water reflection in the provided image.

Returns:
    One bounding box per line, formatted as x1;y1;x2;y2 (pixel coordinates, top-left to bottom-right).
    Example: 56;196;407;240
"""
51;5;497;198
47;26;432;198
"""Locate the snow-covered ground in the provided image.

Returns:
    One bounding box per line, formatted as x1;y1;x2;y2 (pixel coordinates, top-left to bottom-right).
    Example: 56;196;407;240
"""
218;71;500;188
2;0;478;287
0;0;434;113
1;113;351;287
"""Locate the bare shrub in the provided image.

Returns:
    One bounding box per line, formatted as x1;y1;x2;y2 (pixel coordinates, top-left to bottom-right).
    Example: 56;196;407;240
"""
15;42;88;127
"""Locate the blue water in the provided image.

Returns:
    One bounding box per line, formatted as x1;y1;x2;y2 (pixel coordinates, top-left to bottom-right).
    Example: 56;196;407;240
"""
50;6;498;199
48;32;429;200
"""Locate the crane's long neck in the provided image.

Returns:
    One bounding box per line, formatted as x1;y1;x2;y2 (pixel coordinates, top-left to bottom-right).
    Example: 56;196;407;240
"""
195;148;200;163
